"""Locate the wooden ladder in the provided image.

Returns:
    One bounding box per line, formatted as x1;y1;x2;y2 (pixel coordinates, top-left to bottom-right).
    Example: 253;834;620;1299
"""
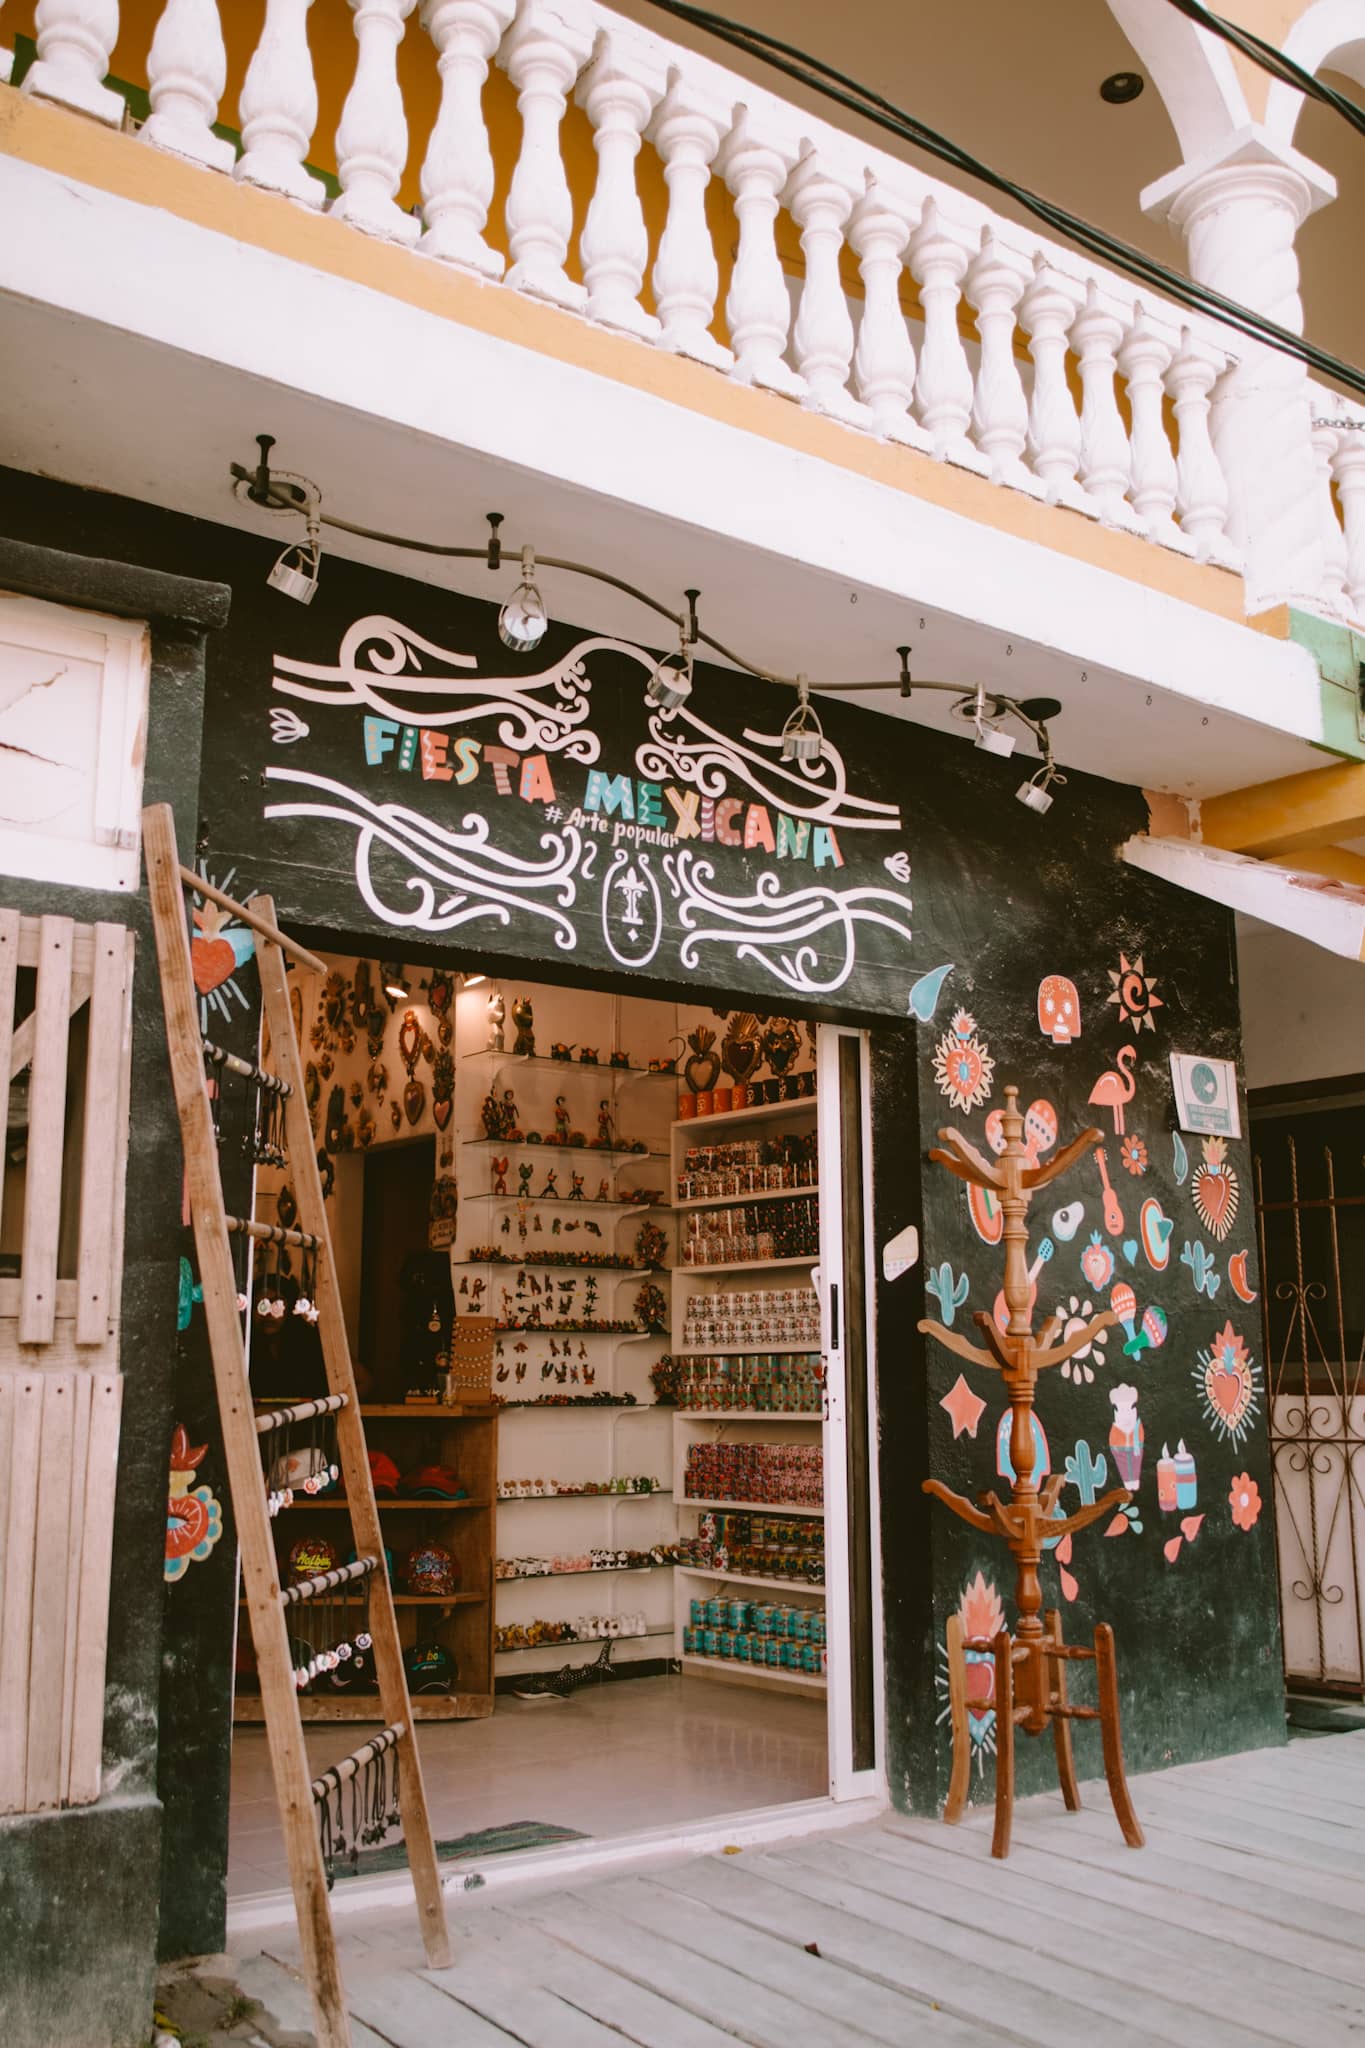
142;803;450;2046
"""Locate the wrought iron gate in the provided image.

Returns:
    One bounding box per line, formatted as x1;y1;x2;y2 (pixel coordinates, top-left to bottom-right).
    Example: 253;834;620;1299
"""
1256;1120;1365;1696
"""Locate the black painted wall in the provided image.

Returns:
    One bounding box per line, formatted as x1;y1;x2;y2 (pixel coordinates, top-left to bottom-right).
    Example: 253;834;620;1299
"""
0;533;221;2047
0;472;1283;1970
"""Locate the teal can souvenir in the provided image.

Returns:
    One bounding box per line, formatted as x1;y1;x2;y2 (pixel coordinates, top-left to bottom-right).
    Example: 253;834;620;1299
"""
791;1607;809;1642
801;1644;819;1673
682;1624;695;1654
718;1631;733;1658
765;1638;781;1667
690;1598;705;1627
702;1628;718;1656
706;1597;725;1627
728;1599;749;1630
736;1633;751;1661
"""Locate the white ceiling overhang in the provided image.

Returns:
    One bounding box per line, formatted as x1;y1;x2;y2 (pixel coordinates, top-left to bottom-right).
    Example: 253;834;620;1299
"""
1122;834;1365;959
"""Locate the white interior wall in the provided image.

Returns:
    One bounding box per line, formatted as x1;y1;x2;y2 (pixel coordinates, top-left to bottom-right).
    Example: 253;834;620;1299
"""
1236;918;1365;1092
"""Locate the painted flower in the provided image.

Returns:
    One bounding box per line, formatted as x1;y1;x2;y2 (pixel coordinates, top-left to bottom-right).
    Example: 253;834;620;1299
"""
1229;1472;1262;1531
933;1010;995;1114
1119;1134;1148;1177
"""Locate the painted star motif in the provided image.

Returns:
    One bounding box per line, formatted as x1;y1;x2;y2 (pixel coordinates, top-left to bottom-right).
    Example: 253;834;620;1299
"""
940;1373;987;1441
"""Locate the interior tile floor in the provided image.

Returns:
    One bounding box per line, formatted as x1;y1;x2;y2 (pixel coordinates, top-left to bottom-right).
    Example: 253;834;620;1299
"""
228;1674;828;1897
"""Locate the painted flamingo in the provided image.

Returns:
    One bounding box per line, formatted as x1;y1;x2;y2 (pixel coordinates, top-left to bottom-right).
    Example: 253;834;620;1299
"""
1089;1046;1137;1136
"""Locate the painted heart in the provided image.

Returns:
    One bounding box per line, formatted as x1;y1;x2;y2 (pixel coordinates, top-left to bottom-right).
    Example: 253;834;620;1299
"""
432;1097;452;1131
404;1079;426;1126
1122;1239;1138;1266
191;935;236;994
1181;1514;1205;1542
1163;1536;1183;1563
1210;1369;1242;1419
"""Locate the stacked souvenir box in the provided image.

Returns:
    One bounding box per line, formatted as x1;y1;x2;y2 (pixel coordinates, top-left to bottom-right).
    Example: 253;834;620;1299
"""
677;1508;825;1583
676;1132;817;1203
677;1353;822;1412
682;1286;820;1349
683;1596;826;1674
683;1439;823;1506
681;1195;819;1265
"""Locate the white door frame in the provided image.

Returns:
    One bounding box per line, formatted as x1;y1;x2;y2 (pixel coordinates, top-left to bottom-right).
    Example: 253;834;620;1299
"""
816;1023;887;1804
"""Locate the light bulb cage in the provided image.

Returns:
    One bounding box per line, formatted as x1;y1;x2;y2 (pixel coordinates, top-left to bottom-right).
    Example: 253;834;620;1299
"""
498;549;548;653
645;647;694;712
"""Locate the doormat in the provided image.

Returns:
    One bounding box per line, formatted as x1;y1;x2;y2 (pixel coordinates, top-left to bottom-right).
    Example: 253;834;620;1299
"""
1287;1694;1365;1739
333;1820;588;1878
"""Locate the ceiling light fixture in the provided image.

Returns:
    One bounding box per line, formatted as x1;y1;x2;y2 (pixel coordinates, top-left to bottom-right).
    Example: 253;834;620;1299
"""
384;967;409;1000
780;675;825;764
461;972;487;989
1017;761;1065;814
498;547;549;652
1099;71;1145;104
967;684;1017;758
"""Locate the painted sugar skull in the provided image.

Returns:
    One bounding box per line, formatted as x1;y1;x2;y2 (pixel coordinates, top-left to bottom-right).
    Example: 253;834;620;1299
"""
1037;974;1081;1045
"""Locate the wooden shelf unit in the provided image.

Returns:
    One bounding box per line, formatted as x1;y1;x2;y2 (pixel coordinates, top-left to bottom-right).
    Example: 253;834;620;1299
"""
237;1400;498;1724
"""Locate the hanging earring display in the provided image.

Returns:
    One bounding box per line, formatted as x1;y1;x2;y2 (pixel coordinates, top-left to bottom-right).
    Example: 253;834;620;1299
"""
294;1230;321;1324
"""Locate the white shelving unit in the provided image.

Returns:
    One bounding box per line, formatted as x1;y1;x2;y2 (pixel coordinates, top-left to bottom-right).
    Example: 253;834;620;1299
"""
455;987;681;1678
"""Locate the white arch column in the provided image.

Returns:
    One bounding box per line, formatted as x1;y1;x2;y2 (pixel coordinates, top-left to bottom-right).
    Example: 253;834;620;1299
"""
1144;133;1336;615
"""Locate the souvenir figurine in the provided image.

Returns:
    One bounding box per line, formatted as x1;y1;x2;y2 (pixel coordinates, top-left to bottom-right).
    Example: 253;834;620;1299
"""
517;1162;534;1199
579;1047;599;1065
596;1178;611;1202
569;1171;585;1201
594;1101;617;1150
480;1090;504;1141
511;996;535;1057
492;1156;509;1196
610;1050;630;1069
537;1168;559;1200
501;1089;523;1141
553;1095;571;1142
550;1041;575;1062
487;990;505;1052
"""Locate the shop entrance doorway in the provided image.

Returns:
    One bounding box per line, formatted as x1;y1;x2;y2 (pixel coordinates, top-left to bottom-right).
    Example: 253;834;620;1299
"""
227;952;883;1898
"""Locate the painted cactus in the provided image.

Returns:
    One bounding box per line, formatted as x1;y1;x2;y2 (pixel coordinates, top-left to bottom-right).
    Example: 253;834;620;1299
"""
926;1263;970;1326
1064;1438;1109;1506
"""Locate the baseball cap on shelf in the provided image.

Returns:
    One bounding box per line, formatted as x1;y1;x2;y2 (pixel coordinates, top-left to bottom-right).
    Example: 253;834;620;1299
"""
369;1450;401;1496
326;1642;380;1694
401;1464;467;1500
403;1543;460;1596
403;1642;457;1694
287;1536;339;1585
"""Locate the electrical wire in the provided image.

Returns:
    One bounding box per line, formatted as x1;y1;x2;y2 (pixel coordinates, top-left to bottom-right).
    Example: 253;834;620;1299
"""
1161;0;1365;142
630;0;1365;402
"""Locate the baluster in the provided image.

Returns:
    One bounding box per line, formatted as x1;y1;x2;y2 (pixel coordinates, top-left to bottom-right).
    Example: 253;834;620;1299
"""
576;32;662;340
332;0;418;242
419;0;516;276
1166;331;1232;561
716;105;802;396
847;173;928;446
786;146;860;422
648;69;731;370
22;0;123;124
1117;306;1178;539
963;230;1031;487
1071;282;1134;525
144;0;234;168
1333;425;1365;618
1310;420;1349;614
905;197;976;466
499;0;592;309
1018;255;1083;507
236;0;326;207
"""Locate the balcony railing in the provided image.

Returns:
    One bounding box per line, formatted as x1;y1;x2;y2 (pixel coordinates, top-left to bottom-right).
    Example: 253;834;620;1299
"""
7;0;1255;575
1308;383;1365;620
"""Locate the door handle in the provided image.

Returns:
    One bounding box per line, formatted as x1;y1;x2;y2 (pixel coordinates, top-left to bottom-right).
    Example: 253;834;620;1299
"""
829;1281;840;1351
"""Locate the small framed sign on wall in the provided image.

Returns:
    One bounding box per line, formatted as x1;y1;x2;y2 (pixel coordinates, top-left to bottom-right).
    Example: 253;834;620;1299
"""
1169;1052;1242;1138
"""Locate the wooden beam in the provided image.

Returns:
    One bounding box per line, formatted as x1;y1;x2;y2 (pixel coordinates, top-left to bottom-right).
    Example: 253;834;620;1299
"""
1271;846;1365;887
1202;762;1365;859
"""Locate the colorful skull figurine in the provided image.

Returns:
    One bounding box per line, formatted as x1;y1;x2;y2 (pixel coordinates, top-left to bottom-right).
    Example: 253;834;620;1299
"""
1037;974;1081;1045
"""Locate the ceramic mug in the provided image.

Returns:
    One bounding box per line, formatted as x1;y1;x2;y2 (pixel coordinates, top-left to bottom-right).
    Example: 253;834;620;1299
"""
678;1093;697;1120
730;1083;749;1110
713;1087;733;1113
695;1090;714;1117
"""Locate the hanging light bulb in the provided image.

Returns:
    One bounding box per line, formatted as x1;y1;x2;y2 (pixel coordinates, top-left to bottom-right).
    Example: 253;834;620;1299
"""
498;546;548;652
645;638;693;712
780;676;825;764
384;965;409;1000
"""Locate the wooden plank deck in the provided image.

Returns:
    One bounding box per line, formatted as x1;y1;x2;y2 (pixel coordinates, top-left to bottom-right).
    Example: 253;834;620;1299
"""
230;1731;1365;2046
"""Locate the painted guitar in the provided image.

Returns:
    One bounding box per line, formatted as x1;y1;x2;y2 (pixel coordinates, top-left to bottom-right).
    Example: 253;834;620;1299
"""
1093;1145;1124;1237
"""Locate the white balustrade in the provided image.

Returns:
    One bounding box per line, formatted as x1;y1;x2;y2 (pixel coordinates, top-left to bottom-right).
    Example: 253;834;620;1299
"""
144;0;234;169
576;32;662;339
1071;283;1135;527
964;230;1030;488
1018;256;1083;508
716;106;802;397
1311;420;1349;616
419;0;515;275
236;0;327;207
647;70;731;370
45;0;1259;582
499;0;592;309
1118;306;1178;540
1166;333;1231;560
847;175;927;448
905;198;977;467
22;0;123;124
332;0;418;243
1333;426;1365;620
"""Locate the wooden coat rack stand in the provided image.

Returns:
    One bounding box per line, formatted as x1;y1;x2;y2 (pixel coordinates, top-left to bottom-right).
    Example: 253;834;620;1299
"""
920;1085;1145;1858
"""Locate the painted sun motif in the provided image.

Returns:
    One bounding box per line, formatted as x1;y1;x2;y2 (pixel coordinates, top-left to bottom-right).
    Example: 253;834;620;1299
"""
1193;1320;1262;1449
1191;1136;1240;1243
1106;953;1163;1035
933;1009;995;1114
934;1571;1005;1774
1055;1295;1111;1385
